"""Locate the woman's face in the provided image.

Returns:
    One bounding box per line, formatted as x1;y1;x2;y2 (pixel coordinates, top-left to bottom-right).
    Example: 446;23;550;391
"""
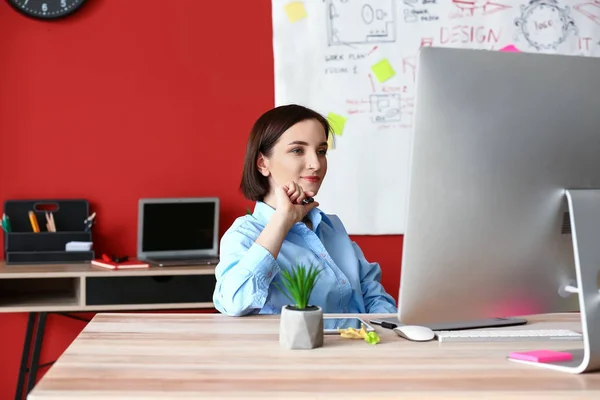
258;118;329;196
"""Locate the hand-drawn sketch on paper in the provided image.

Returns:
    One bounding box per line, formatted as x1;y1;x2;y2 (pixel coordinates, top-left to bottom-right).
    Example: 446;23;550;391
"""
515;0;578;51
327;0;397;45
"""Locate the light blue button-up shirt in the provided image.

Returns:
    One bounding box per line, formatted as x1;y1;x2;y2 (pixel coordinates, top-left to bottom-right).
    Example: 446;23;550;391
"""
213;201;397;316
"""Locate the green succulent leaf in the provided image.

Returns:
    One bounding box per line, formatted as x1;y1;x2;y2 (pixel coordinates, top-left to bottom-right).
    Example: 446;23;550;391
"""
275;262;322;309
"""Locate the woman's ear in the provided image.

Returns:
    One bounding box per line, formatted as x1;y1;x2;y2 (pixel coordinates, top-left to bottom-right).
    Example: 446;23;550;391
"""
257;153;270;177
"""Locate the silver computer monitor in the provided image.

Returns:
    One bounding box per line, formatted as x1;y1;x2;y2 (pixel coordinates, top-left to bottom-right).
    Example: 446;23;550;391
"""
398;47;600;326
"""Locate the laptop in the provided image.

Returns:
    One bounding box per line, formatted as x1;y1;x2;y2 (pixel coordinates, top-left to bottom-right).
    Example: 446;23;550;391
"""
137;197;220;266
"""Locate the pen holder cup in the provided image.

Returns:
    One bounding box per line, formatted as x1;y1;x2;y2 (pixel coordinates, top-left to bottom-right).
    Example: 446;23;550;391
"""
3;199;95;265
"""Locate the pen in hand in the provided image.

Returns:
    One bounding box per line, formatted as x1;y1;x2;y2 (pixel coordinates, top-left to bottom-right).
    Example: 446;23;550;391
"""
281;182;315;206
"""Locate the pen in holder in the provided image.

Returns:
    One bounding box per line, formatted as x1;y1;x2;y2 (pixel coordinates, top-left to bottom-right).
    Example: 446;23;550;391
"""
28;211;41;233
1;214;11;233
45;212;56;232
84;212;96;232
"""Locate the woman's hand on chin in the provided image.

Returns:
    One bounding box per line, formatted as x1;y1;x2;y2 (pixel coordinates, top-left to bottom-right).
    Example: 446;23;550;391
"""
274;181;319;225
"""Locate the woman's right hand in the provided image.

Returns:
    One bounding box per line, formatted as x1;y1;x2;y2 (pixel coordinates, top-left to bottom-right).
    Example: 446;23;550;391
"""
274;181;319;225
255;181;319;260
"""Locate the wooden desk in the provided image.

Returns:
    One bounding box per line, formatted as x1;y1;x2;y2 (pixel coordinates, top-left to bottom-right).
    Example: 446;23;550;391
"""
28;312;600;399
0;261;216;400
0;262;216;312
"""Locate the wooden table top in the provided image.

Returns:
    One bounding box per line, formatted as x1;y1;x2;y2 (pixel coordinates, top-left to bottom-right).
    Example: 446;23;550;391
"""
0;261;215;278
29;312;600;399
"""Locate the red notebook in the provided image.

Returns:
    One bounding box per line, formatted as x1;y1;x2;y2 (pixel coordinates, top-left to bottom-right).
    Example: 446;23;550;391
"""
91;259;150;269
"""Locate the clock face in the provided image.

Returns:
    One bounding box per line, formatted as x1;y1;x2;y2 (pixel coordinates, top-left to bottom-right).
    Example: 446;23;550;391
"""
7;0;87;20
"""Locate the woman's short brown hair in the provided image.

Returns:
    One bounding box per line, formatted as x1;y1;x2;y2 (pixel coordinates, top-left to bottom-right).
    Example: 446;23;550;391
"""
240;104;331;202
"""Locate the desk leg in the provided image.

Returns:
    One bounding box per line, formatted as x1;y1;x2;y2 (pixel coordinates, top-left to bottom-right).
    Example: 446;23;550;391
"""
15;313;36;400
14;312;47;400
14;312;89;399
26;312;47;394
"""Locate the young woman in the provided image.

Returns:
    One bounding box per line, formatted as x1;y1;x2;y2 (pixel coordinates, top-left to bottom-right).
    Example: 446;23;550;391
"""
213;104;397;316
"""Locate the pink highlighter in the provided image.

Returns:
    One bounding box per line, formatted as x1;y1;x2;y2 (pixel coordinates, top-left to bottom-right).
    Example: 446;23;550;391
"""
509;350;573;363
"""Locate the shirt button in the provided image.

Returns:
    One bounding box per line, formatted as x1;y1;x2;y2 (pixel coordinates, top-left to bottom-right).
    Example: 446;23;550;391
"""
320;253;326;258
267;271;272;278
340;280;346;285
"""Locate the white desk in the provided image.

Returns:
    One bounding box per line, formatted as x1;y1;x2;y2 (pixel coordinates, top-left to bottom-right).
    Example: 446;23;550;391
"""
28;312;600;399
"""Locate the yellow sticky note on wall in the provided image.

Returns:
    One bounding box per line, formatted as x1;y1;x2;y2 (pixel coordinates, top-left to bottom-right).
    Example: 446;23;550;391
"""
328;112;347;136
284;2;307;23
371;59;396;83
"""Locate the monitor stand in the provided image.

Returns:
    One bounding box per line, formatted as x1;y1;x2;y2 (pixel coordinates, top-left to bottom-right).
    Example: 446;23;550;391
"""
508;189;600;373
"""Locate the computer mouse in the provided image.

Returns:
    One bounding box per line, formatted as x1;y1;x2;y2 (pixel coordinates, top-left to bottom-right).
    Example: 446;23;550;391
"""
393;325;436;342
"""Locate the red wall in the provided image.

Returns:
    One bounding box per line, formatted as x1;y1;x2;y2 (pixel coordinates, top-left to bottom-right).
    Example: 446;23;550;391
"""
0;1;403;397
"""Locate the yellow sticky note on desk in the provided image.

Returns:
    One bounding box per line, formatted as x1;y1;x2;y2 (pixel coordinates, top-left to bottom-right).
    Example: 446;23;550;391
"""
284;1;307;23
327;112;347;136
371;59;396;83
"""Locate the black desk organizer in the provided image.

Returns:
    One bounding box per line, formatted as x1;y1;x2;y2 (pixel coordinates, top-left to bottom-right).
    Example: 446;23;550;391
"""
3;199;95;265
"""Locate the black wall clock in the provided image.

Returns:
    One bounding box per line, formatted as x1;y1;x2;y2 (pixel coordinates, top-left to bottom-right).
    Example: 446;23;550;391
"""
7;0;87;20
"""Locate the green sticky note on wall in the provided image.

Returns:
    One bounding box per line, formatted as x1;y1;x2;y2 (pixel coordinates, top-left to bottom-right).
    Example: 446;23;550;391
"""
328;112;347;136
371;59;396;83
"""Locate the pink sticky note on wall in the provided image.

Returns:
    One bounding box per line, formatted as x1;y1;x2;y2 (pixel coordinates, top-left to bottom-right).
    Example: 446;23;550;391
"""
509;350;573;363
500;44;520;53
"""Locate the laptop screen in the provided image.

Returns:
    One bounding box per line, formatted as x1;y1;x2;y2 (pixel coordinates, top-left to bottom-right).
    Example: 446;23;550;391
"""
140;199;218;255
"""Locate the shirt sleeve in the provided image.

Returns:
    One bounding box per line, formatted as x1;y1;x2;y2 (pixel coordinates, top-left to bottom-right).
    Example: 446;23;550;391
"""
351;241;398;314
212;226;280;316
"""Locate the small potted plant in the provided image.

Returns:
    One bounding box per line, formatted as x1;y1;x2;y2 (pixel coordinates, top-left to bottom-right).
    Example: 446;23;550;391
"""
276;262;323;350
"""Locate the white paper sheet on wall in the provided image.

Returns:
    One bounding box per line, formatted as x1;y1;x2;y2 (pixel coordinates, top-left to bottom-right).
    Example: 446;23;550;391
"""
272;0;600;234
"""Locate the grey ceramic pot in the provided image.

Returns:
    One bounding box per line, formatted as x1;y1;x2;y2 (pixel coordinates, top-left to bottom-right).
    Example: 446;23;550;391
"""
279;305;324;349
